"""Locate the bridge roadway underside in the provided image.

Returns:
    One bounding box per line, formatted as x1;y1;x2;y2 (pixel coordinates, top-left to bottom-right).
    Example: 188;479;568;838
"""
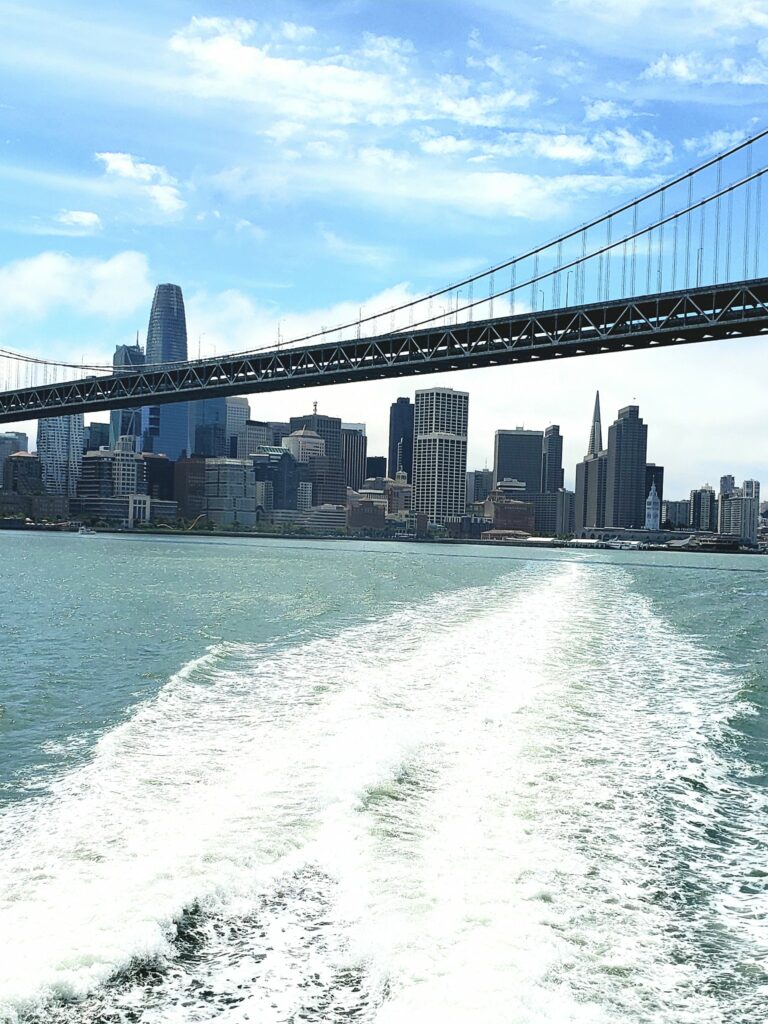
1;278;767;424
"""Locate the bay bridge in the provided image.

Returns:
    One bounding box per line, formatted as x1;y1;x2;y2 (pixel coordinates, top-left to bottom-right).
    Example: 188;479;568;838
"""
1;129;768;426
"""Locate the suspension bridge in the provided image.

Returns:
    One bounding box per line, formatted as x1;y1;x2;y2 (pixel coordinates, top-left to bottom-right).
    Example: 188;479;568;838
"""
1;129;767;426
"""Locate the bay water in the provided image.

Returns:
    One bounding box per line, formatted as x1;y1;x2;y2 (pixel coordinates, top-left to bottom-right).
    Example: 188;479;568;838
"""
1;532;766;1022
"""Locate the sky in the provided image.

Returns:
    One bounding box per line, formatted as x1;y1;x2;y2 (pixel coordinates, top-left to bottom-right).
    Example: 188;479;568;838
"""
1;0;767;494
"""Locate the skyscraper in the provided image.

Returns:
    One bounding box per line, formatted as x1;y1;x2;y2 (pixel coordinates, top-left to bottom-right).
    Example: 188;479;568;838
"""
288;412;346;505
37;415;84;497
605;406;648;529
575;392;607;531
0;432;28;490
542;425;564;492
190;396;251;459
689;485;718;531
719;480;761;544
466;468;494;505
493;429;543;491
587;391;602;457
366;456;387;478
388;397;414;481
226;397;250;457
341;423;368;491
142;284;190;461
412;387;468;524
719;474;735;498
110;341;145;449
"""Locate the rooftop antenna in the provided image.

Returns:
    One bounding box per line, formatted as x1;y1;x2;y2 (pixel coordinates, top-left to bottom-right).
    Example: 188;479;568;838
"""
313;401;318;415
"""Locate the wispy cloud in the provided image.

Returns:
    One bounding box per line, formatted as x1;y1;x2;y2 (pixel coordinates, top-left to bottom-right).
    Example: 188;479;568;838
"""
319;227;393;269
55;209;102;233
643;50;768;86
414;126;671;170
95;152;186;215
683;125;759;155
169;18;533;129
0;251;152;323
583;99;633;123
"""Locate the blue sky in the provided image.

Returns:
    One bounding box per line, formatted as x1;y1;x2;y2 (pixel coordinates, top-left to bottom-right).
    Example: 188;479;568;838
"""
1;0;767;492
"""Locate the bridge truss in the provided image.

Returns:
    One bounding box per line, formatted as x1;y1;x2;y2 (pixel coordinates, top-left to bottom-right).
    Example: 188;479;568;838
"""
1;279;766;424
1;126;768;423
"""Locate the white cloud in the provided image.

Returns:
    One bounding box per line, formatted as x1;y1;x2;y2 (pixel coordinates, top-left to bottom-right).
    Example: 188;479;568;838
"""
460;128;672;170
584;99;632;122
643;51;768;85
505;0;768;57
280;22;316;43
95;152;186;214
169;17;533;129
319;228;392;269
184;281;420;359
55;209;102;232
234;218;267;240
683;126;756;155
145;184;186;214
0;251;153;321
418;134;476;156
214;150;655;222
94;152;173;184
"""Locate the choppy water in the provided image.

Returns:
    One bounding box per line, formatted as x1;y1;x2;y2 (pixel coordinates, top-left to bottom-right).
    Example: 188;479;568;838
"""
1;533;766;1023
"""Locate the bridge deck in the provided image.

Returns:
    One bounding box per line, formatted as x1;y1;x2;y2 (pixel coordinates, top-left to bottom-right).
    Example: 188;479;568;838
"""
1;279;767;424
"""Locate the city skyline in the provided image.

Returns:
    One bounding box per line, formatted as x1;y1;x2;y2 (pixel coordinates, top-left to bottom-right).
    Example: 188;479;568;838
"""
5;357;764;506
0;2;766;490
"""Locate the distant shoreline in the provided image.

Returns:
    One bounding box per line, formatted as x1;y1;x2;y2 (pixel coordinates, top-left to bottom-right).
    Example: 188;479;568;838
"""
1;521;764;556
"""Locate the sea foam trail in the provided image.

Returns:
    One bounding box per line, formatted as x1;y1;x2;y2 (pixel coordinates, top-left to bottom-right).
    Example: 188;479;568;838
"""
0;563;556;1018
0;560;765;1023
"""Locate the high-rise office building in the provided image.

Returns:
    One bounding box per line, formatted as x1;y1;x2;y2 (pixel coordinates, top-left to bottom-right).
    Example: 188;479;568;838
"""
0;432;28;489
743;479;761;501
288;412;346;505
83;422;110;452
719;474;736;498
226;397;250;457
203;459;257;528
689;485;718;531
541;425;564;492
142;284;190;460
37;415;84;497
283;428;326;464
267;421;291;447
412;387;468;524
192;396;252;458
2;451;42;494
366;456;386;478
388;397;414;481
341;423;368;491
574;393;607;531
237;420;272;459
109;341;145;449
662;499;691;529
719;481;761;544
466;468;494;505
605;405;648;529
493;428;543;492
587;391;602;457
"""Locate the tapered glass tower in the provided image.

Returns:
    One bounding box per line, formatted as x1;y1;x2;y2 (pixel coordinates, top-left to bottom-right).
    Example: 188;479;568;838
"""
142;284;190;461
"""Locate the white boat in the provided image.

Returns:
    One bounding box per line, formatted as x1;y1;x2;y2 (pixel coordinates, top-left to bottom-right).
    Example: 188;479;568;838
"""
77;526;96;535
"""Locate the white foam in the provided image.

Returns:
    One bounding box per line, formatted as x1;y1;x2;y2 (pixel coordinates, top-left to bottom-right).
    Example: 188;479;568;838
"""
0;560;764;1022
